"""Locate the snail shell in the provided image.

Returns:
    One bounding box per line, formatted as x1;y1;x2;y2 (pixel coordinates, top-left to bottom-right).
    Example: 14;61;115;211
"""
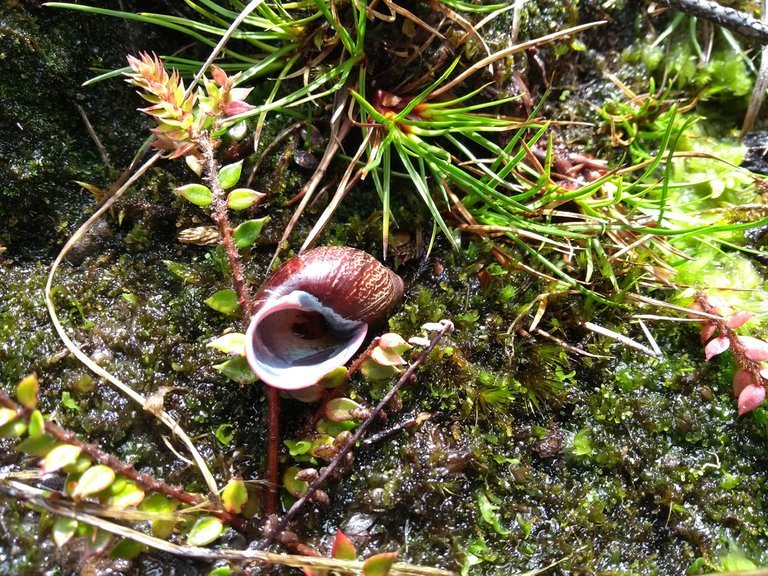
245;246;404;390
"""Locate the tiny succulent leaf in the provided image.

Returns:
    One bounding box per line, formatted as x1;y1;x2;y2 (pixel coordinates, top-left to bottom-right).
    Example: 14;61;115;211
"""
27;410;45;438
378;333;411;354
362;552;398;576
283;466;309;498
222;478;248;514
176;183;212;207
214;357;258;384
205;289;240;315
73;465;116;499
207;333;247;356
109;538;145;560
726;310;755;329
52;516;78;548
732;368;753;397
42;444;82;473
16;434;57;457
0;407;17;427
16;373;39;410
361;358;400;380
218;160;243;190
0;419;27;439
332;530;357;561
107;482;146;508
187;516;224;546
228;188;265;210
704;336;730;360
324;398;364;422
738;384;766;416
233;218;269;249
370;346;406;366
699;322;716;343
738;336;768;361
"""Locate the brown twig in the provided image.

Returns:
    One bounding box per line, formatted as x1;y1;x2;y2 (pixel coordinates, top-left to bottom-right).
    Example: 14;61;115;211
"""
257;320;455;548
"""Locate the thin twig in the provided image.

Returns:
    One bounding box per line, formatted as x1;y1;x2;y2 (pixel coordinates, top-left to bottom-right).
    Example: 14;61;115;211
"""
257;320;455;548
0;480;457;576
76;104;113;172
658;0;768;45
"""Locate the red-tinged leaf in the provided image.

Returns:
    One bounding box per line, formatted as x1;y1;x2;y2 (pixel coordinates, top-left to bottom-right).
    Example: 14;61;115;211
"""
726;310;755;329
738;384;766;416
302;568;328;576
739;336;768;361
224;100;255;116
362;552;398;576
699;322;716;344
221;478;248;514
210;65;228;86
733;369;753;398
704;336;730;360
332;530;357;561
370;346;406;366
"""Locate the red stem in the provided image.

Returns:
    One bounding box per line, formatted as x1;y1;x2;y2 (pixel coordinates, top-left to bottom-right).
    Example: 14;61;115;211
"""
198;133;280;517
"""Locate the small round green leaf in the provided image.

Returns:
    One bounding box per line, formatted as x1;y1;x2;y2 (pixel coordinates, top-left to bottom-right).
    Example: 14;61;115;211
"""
283;466;309;498
227;188;265;210
16;374;39;410
41;444;82;472
109;538;145;560
214;357;258;384
27;410;45;438
0;407;17;427
108;481;145;508
72;465;116;499
233;217;269;249
218;160;243;190
187;516;224;546
221;478;248;514
16;434;57;457
0;419;27;439
207;333;246;355
205;289;240;315
324;398;364;422
52;516;78;548
176;183;212;207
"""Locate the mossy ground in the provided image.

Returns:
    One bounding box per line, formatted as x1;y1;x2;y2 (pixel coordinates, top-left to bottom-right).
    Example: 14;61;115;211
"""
2;0;768;575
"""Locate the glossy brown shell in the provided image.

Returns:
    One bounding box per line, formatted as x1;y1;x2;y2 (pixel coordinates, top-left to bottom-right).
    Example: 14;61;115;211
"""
253;246;404;324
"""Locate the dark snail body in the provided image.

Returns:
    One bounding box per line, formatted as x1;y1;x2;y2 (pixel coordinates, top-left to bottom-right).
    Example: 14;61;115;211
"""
245;246;404;390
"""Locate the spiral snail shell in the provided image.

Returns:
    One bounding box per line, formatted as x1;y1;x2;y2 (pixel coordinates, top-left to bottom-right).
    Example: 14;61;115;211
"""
245;246;404;390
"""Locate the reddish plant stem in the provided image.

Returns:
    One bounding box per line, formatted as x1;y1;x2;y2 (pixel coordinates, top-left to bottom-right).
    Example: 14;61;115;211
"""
695;292;766;389
0;391;254;533
257;320;454;548
198;134;280;516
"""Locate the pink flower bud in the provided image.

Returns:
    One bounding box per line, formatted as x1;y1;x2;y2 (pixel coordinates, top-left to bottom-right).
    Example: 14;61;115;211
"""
704;336;730;360
738;336;768;361
737;384;766;416
732;368;753;397
725;310;755;329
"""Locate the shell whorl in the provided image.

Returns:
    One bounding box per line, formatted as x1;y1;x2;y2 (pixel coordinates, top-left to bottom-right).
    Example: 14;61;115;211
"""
253;246;404;324
245;246;404;390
